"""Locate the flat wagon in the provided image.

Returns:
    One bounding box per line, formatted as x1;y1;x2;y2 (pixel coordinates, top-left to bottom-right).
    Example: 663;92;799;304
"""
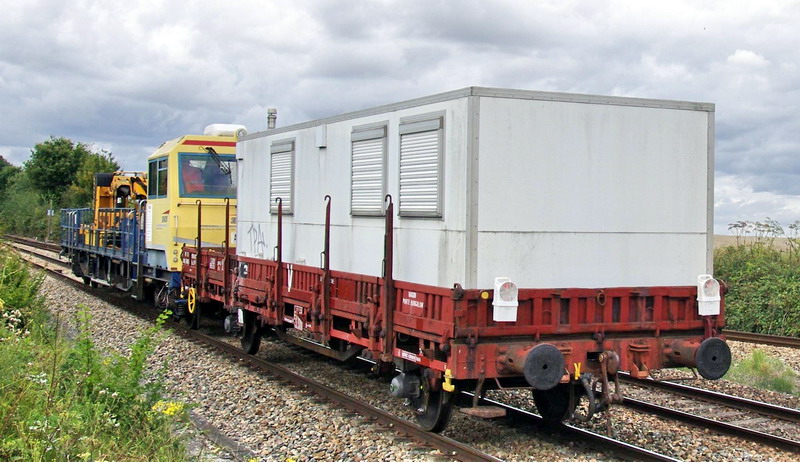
183;87;730;431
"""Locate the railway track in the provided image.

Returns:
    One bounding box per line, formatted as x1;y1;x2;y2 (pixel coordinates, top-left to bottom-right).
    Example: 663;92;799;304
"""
622;374;800;453
4;235;62;253
725;330;800;349
4;235;687;461
178;327;504;461
4;237;501;462
464;396;680;462
4;237;72;274
12;235;800;460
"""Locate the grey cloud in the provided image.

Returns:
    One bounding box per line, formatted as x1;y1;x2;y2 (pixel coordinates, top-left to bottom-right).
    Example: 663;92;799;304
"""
748;173;800;196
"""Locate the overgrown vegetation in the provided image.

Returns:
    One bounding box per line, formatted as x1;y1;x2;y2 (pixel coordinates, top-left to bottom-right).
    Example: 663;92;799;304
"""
727;349;797;394
715;218;800;336
0;136;119;238
0;248;187;461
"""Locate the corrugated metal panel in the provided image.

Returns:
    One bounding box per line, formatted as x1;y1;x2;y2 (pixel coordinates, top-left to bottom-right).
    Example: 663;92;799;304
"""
270;141;294;213
399;129;441;216
351;136;385;215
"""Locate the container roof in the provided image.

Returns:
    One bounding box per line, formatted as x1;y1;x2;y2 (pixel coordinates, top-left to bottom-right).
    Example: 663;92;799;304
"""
242;86;714;141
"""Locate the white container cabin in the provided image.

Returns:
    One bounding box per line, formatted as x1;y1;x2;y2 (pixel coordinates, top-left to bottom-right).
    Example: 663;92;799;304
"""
236;87;714;290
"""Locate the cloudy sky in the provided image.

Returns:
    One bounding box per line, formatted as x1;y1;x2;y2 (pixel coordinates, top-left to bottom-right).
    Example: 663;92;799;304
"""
1;0;798;234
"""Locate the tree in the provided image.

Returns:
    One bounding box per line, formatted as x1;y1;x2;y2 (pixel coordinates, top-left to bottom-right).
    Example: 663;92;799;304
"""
0;156;21;198
24;137;90;204
64;149;120;208
0;171;47;237
0;137;122;237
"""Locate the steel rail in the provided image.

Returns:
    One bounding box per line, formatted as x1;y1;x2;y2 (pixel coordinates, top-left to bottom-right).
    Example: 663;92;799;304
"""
349;355;678;462
5;239;71;272
725;330;800;349
18;249;68;269
4;234;62;253
621;374;800;452
460;394;680;462
622;397;800;453
621;373;800;423
177;328;503;462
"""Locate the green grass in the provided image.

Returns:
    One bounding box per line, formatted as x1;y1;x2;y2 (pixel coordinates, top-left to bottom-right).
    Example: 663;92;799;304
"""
0;247;189;461
726;349;797;394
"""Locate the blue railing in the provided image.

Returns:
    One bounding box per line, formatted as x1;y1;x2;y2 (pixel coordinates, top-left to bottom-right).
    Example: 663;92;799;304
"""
60;207;144;263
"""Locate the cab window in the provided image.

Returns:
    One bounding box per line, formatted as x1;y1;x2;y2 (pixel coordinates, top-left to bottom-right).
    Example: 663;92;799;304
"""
148;157;168;198
179;153;237;198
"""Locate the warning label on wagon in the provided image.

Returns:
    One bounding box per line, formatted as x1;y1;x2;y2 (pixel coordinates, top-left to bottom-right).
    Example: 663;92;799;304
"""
401;290;425;316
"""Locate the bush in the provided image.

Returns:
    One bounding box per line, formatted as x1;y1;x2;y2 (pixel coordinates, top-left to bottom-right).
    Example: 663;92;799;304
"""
715;219;800;336
0;249;188;461
0;246;45;333
0;172;48;239
726;349;797;394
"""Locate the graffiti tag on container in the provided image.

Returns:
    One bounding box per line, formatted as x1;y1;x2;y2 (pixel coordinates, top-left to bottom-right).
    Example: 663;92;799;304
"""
246;223;267;257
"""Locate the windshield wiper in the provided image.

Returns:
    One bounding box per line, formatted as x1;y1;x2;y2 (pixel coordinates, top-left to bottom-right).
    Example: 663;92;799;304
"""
204;146;232;176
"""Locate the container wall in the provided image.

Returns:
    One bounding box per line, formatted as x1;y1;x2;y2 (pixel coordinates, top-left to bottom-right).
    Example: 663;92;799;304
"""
475;96;712;288
237;98;471;287
236;136;273;258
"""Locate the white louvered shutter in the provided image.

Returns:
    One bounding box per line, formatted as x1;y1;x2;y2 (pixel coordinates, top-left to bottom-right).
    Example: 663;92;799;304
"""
351;127;386;215
270;141;294;214
399;118;442;216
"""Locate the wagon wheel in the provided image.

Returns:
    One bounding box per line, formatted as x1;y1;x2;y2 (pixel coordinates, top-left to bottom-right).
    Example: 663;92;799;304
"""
533;384;572;422
240;310;262;355
410;378;454;433
184;287;201;329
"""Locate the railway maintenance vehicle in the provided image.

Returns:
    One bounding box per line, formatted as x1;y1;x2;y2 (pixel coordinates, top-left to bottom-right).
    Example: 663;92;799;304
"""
61;123;245;326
